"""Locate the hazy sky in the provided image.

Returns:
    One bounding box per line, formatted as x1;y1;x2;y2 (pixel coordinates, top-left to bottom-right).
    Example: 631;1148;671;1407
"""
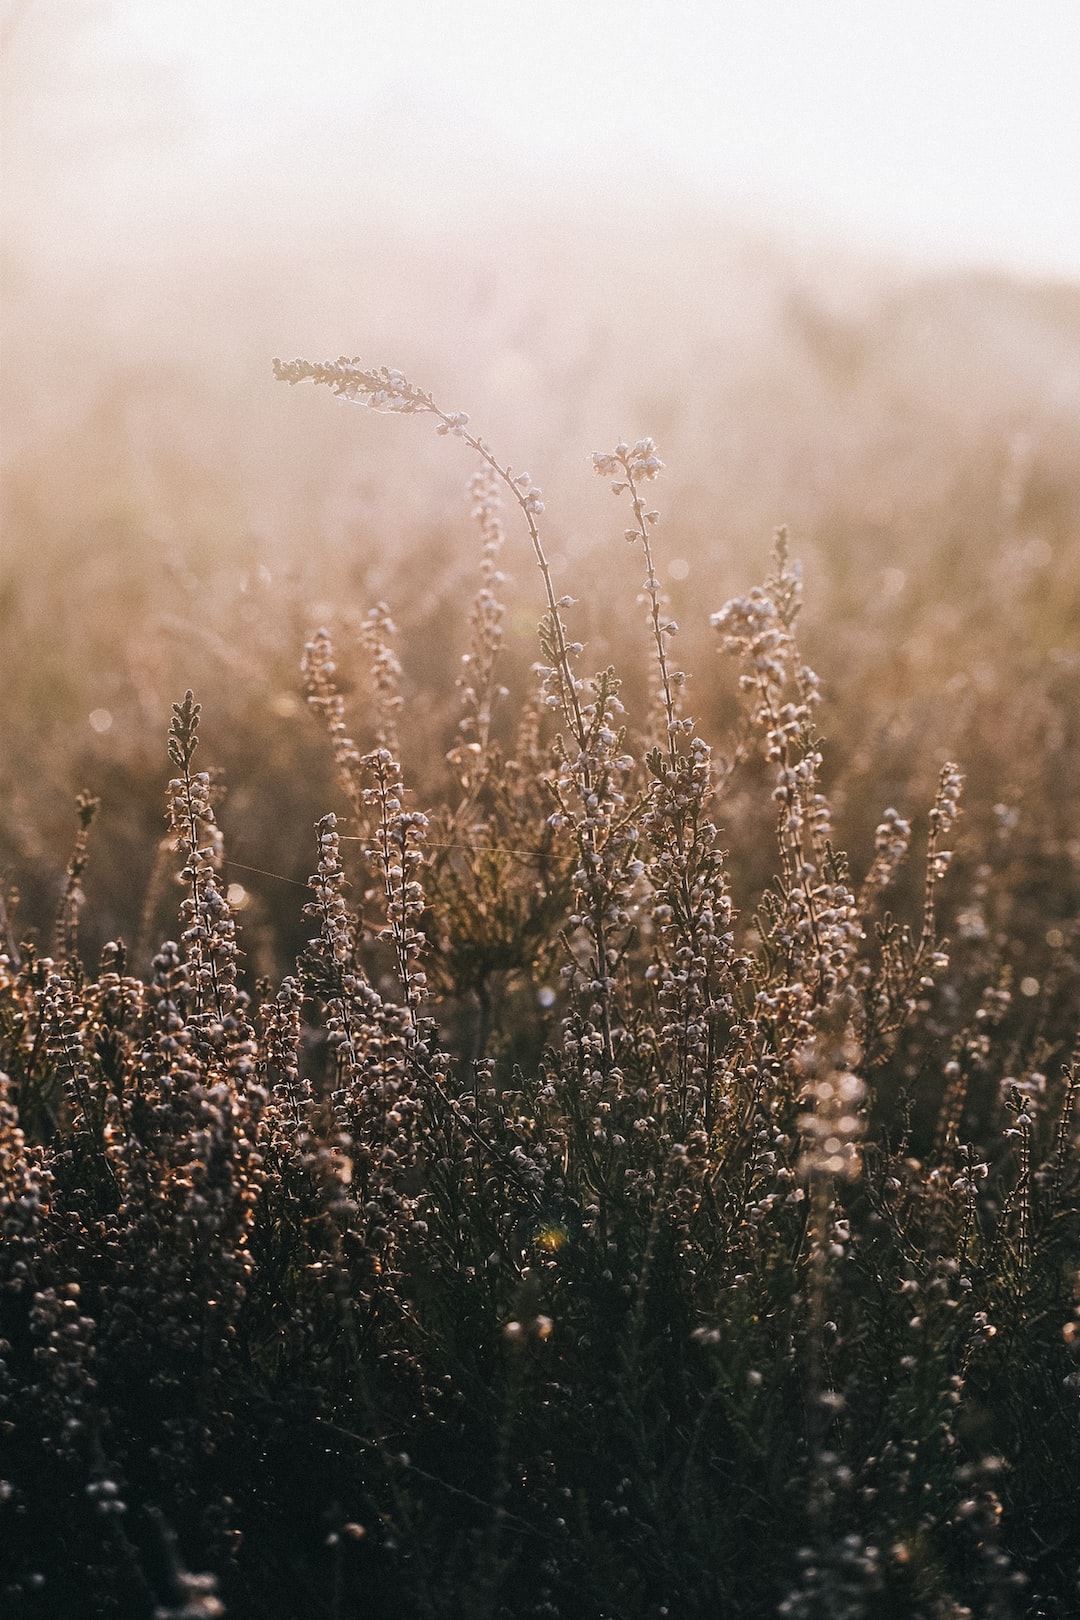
71;0;1080;276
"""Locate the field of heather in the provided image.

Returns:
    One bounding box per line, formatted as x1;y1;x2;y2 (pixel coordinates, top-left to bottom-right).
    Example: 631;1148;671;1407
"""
4;8;1080;1616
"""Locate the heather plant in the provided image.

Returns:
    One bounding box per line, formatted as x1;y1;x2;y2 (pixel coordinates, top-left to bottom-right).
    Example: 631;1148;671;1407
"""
1;361;1080;1620
7;231;1080;984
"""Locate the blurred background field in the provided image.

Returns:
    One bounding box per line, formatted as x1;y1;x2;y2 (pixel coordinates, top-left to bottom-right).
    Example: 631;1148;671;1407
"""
4;0;1080;983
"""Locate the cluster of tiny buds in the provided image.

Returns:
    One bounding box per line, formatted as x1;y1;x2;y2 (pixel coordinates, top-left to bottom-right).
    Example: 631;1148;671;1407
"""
510;469;545;516
712;587;790;686
302;628;364;811
363;749;429;1011
273;356;424;415
451;468;508;777
43;972;95;1116
358;602;403;755
862;807;912;894
592;437;665;489
930;764;964;839
163;754;251;1043
304;814;354;965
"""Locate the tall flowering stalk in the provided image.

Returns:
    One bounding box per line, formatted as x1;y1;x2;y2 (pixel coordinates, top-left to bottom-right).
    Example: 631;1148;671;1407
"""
302;605;430;1032
273;356;585;747
713;536;862;1031
358;601;404;759
259;973;307;1127
166;692;251;1069
596;439;739;1133
362;748;429;1023
275;356;631;1062
41;972;119;1201
593;438;682;750
52;793;99;972
546;665;638;1062
864;762;964;1065
447;467;508;799
302;811;365;1097
302;627;366;823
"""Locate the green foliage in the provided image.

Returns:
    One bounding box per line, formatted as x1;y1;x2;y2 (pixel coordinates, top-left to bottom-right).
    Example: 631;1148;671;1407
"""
2;369;1080;1618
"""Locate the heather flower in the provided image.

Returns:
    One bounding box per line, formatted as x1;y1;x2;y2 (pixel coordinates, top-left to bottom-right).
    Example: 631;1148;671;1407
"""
52;792;99;970
302;627;365;821
447;467;508;792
